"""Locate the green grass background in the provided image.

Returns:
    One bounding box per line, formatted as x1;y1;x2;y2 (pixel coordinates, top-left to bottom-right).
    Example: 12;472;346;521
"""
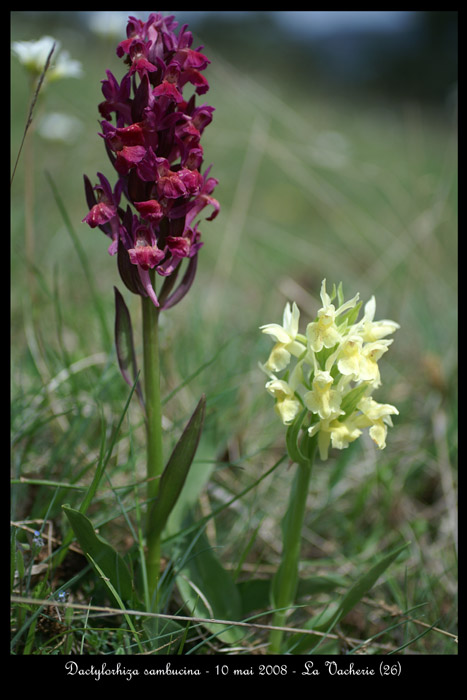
11;11;457;654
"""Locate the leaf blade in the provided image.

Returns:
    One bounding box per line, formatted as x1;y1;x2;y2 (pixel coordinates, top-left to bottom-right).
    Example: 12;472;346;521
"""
62;505;134;604
148;395;206;542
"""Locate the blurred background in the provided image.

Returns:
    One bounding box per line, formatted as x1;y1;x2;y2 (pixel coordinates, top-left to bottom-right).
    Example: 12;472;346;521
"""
11;11;457;653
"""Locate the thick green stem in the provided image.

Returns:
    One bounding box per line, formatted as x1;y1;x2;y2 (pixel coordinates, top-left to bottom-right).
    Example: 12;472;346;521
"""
141;285;164;606
268;447;316;654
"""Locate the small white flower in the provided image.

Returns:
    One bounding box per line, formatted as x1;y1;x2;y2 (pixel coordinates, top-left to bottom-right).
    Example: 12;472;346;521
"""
12;35;83;81
12;35;58;73
37;112;83;142
49;50;83;81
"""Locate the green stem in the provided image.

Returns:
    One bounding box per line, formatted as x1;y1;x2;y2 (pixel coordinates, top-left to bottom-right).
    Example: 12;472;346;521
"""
141;283;164;606
268;445;316;654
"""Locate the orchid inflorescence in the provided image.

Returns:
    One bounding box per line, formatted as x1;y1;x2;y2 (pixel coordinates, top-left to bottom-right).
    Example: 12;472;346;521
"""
83;13;219;308
261;279;400;461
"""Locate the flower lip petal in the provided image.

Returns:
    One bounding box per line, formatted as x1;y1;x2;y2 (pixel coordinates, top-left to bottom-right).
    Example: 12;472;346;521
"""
260;323;291;344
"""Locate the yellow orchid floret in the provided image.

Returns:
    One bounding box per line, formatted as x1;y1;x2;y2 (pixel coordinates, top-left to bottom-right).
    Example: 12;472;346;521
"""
306;279;359;353
304;370;343;420
357;339;393;387
260;301;306;372
309;415;362;461
356;296;400;342
355;397;399;449
260;278;400;460
337;336;393;386
336;334;364;377
265;378;301;425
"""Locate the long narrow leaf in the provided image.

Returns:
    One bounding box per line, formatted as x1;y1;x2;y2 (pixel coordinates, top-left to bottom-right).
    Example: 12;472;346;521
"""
288;541;409;654
62;505;134;604
148;395;206;542
327;541;409;628
176;528;244;645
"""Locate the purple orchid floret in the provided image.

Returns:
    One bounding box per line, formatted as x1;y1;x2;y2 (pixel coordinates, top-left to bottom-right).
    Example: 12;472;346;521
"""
83;12;219;308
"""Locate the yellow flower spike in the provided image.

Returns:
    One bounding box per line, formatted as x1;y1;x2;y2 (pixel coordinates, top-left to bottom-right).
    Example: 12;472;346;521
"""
262;278;401;656
261;278;399;460
304;370;343;420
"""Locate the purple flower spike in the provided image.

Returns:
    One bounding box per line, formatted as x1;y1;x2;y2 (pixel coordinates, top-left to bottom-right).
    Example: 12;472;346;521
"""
83;12;219;308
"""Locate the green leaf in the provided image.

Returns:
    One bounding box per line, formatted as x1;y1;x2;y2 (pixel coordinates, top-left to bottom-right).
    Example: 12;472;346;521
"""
237;579;271;617
62;505;134;604
339;300;363;329
87;554;144;652
287;541;409;654
327;541;409;628
148;395;206;543
114;287;144;409
237;573;346;619
176;529;244;645
165;437;217;538
339;382;370;420
297;573;348;598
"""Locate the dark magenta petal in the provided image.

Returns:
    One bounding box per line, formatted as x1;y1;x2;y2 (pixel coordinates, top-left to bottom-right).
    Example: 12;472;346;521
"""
134;199;164;223
128;243;165;269
82;201;116;228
